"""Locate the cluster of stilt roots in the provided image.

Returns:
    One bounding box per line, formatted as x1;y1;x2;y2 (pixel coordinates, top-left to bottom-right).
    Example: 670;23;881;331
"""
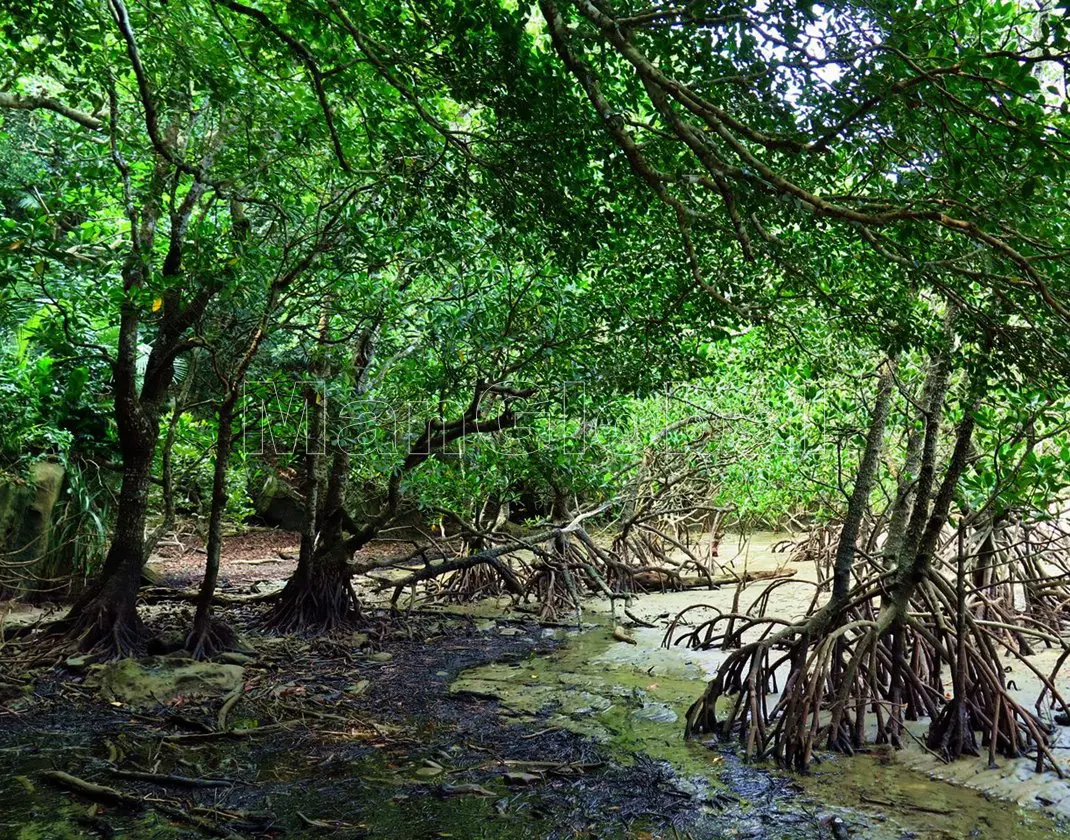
443;561;508;602
263;545;361;635
670;519;1070;774
522;508;729;620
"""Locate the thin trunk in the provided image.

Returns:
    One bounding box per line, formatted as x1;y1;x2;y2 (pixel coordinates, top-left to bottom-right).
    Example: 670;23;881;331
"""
883;419;926;567
896;401;978;599
266;322;378;633
297;380;325;570
268;378;525;633
831;360;895;605
883;357;945;566
892;357;952;572
883;358;953;740
188;398;238;656
147;352;197;555
298;308;331;569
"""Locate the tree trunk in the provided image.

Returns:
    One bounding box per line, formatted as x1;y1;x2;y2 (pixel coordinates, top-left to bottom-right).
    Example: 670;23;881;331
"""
187;399;239;657
60;290;177;655
63;446;153;655
831;360;895;605
881;353;952;738
893;401;978;604
264;443;361;634
885;394;979;744
883;417;925;567
147;351;197;556
265;320;379;634
265;538;356;634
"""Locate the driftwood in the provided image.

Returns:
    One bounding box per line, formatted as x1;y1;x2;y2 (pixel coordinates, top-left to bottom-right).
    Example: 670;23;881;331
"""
139;586;282;605
632;566;796;590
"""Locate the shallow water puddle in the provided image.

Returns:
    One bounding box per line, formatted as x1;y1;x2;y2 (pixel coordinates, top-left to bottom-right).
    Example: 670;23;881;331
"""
453;617;1070;839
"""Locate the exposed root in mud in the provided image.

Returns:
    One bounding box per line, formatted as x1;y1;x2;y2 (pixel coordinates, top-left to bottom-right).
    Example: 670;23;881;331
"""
529;557;584;620
442;558;507;602
779;522;841;585
525;527;625;620
55;592;146;659
612;500;731;592
42;770;255;837
392;517;789;617
961;514;1070;634
185;617;240;660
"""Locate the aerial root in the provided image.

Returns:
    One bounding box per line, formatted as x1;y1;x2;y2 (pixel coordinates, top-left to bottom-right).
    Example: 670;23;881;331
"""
263;555;360;636
680;571;1065;774
529;556;584;621
442;561;507;602
52;591;146;660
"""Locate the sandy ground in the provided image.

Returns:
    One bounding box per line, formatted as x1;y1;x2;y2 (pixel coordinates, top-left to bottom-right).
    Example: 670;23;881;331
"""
147;527;302;587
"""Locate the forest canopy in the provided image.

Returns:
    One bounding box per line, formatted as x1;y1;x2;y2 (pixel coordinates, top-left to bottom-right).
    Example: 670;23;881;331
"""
2;1;1070;833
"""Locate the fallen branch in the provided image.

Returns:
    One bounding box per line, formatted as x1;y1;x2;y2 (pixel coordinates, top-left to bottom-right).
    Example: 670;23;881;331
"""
139;586;282;605
633;566;796;590
41;770;243;838
110;768;237;789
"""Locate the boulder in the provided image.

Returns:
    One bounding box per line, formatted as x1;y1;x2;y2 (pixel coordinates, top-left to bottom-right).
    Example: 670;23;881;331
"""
250;472;304;530
0;460;67;598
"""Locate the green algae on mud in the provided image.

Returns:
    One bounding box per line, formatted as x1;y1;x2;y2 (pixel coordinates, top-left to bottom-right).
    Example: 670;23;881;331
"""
259;750;550;839
4;606;1068;839
452;620;720;776
798;754;1068;840
452;619;1070;840
0;612;692;839
0;789;189;840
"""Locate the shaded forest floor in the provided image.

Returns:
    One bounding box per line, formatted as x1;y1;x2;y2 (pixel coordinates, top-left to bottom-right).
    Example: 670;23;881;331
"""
0;602;816;839
148;528;296;588
2;531;1070;838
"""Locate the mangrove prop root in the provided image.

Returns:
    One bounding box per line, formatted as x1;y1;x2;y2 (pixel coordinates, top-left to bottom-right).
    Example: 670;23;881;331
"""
680;571;1061;774
264;555;359;635
442;561;507;602
57;594;146;659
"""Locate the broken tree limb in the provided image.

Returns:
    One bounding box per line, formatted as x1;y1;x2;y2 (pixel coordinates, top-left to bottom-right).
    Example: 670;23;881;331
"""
110;769;237;788
217;685;243;732
632;566;796;590
386;545;526;605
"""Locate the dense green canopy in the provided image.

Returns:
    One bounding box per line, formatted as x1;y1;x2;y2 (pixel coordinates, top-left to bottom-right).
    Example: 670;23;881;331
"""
0;0;1068;683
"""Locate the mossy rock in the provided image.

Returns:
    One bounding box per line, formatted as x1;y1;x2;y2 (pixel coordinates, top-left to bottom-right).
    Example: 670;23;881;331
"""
87;657;244;706
250;472;304;530
0;460;69;597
